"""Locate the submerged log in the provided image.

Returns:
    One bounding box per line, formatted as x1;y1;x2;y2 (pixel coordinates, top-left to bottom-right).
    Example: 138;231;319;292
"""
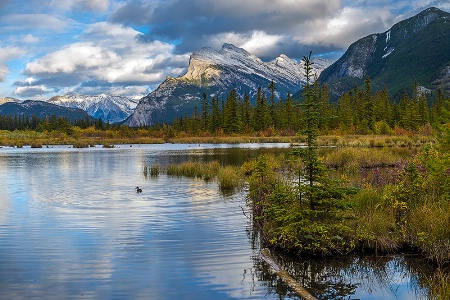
260;248;317;300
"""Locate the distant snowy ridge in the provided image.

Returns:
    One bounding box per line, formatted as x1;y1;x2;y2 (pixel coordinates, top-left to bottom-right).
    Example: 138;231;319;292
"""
48;93;139;123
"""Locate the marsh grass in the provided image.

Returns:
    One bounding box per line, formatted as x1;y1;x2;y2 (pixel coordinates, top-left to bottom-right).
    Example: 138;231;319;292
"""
165;135;304;144
218;166;243;192
165;161;243;192
318;135;435;148
73;141;89;148
150;165;160;177
348;186;402;252
322;147;407;171
408;203;450;264
428;269;450;300
166;161;220;181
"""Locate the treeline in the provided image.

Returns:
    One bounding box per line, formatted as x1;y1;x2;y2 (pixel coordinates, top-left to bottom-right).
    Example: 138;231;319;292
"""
171;77;450;135
0;114;109;132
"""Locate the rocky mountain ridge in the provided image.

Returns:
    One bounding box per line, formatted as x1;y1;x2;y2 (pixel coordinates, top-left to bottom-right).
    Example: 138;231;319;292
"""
125;43;332;126
319;7;450;99
48;94;139;123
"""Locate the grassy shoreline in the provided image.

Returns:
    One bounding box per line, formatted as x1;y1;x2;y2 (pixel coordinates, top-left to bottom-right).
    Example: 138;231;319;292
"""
0;129;436;148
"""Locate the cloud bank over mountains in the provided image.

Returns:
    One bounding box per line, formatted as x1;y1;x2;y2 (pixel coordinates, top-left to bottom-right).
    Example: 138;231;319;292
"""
0;0;449;100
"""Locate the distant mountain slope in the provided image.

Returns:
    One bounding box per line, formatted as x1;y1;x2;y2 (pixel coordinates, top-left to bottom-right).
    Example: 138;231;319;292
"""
0;100;91;122
48;94;138;123
319;7;450;99
0;97;20;105
125;43;332;126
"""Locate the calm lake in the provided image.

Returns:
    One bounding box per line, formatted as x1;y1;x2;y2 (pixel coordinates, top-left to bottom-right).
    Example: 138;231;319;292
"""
0;144;434;299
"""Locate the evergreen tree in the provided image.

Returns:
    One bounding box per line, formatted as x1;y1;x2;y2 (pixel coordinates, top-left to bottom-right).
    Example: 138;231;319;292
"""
293;52;326;210
336;92;353;132
268;80;277;128
200;92;210;131
223;89;242;134
363;75;374;131
254;87;267;131
211;95;222;133
284;92;295;130
241;93;253;131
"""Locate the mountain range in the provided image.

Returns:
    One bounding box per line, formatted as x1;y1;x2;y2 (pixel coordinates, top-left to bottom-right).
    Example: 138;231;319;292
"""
124;43;332;126
0;100;91;122
1;7;449;127
319;7;450;99
47;94;139;123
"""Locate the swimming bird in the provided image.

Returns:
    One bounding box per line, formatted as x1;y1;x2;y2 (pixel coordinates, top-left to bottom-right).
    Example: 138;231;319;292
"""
136;186;142;193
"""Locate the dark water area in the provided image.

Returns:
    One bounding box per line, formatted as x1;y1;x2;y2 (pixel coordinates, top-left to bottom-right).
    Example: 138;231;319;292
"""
0;144;435;299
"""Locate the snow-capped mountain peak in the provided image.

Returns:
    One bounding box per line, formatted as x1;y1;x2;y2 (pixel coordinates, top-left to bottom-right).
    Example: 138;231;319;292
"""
48;93;139;123
124;43;333;127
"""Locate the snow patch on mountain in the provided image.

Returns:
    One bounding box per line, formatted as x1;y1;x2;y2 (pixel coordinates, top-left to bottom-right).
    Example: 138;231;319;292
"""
382;47;395;59
125;43;333;126
48;93;139;123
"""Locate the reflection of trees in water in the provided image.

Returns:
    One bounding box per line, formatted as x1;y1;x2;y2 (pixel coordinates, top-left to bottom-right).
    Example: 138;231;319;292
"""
248;224;433;299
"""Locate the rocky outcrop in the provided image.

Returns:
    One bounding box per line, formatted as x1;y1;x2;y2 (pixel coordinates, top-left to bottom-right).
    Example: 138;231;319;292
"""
319;7;450;99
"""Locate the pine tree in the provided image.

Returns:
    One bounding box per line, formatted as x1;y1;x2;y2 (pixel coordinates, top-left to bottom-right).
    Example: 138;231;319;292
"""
284;92;294;130
254;87;267;131
210;95;222;133
363;75;374;131
268;80;277;128
241;93;253;131
201;92;210;131
223;89;242;134
337;92;353;132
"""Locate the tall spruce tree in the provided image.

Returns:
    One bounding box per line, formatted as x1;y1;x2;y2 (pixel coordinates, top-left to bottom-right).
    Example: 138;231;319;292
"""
201;92;209;131
223;89;241;133
254;87;267;131
268;80;277;128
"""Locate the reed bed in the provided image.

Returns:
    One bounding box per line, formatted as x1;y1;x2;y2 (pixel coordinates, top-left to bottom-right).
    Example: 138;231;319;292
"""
428;269;450;300
163;161;243;192
150;165;160;177
217;166;244;192
166;161;220;181
322;147;407;171
317;134;435;148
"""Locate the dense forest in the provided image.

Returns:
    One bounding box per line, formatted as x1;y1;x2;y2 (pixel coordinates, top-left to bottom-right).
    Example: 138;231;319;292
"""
173;77;449;136
0;113;112;132
1;76;449;135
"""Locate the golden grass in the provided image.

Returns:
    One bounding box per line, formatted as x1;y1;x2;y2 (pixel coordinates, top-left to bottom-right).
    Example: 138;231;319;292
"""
218;166;243;192
0;128;436;148
322;147;407;170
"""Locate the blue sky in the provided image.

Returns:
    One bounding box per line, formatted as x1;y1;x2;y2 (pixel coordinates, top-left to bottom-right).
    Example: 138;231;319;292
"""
0;0;449;100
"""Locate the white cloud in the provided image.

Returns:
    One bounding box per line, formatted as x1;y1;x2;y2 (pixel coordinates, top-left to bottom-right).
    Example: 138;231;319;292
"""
296;6;394;48
21;34;40;43
23;22;187;96
201;0;342;18
209;31;283;57
25;43;121;74
14;85;52;97
0;46;25;82
1;14;71;32
49;0;109;11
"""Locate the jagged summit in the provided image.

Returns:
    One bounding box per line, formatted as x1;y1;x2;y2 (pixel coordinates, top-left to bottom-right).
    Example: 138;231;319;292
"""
182;43;326;86
124;43;333;126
